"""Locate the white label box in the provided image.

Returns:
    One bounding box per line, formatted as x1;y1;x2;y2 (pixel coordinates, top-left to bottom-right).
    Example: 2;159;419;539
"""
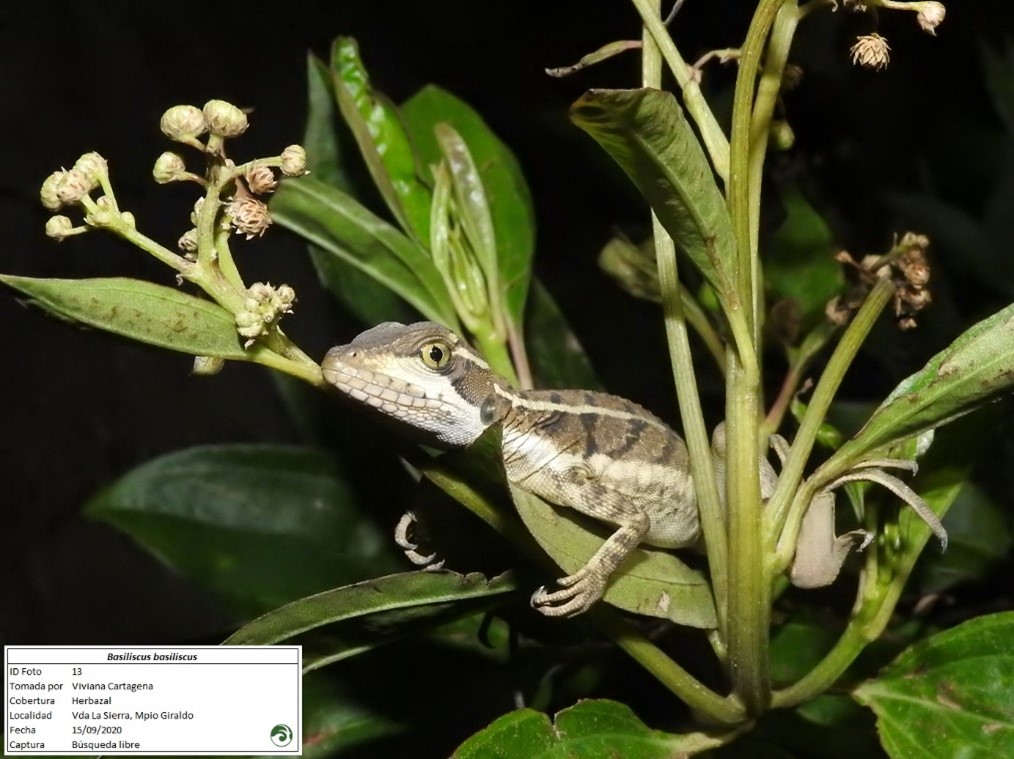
4;646;301;755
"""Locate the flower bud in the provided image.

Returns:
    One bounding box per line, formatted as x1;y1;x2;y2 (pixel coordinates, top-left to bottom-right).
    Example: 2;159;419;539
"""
153;152;187;184
190;197;204;226
770;120;795;151
56;169;94;205
120;211;136;230
203;100;248;138
160;105;207;142
192;356;225;376
85;196;117;227
236;310;264;341
276;284;296;306
917;2;946;35
850;33;891;71
40;171;66;211
72;152;108;184
178;228;199;253
245;163;277;194
227;196;271;239
45;215;76;240
280;145;306;176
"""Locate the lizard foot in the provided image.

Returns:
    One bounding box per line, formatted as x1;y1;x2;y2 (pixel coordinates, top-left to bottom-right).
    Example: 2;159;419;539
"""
530;567;605;617
394;511;445;571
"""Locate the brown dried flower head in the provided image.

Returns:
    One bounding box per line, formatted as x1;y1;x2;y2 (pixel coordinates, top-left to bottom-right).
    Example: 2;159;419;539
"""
245;163;278;194
851;33;891;70
227;196;272;239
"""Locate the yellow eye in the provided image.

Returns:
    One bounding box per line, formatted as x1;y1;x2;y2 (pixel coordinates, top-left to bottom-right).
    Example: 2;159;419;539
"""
419;340;451;370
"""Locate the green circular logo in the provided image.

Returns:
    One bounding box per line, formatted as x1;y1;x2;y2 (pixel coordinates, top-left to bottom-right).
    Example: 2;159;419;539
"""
270;723;293;747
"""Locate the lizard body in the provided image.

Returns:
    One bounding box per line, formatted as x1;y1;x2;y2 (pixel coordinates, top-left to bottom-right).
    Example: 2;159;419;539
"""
322;321;947;617
321;321;700;615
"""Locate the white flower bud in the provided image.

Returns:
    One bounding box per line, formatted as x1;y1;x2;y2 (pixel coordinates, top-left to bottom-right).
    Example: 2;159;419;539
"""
153;152;187;184
160;105;207;142
72;152;108;184
192;356;225;376
40;171;66;211
45;215;76;240
120;211;136;230
280;145;306;177
203;100;248;138
190;197;205;226
56;169;94;205
917;2;946;35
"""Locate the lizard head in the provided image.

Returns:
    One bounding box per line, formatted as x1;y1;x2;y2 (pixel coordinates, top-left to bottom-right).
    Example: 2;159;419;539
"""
321;321;502;447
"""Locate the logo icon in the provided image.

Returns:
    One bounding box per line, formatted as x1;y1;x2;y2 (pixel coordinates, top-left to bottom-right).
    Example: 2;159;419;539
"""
270;724;293;748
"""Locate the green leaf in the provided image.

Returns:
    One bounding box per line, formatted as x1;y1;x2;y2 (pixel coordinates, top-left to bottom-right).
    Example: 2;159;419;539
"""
86;445;401;617
225;570;518;672
271;177;458;329
525;280;601;389
509;486;717;628
453;699;735;758
304;54;349;190
914;482;1011;593
0;275;246;359
831;303;1014;469
569;89;738;313
401;85;535;330
764;187;844;330
331;38;432;241
853;612;1014;758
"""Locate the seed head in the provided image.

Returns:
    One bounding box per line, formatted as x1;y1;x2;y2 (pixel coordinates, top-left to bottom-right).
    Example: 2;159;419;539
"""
227;196;271;239
245;163;278;194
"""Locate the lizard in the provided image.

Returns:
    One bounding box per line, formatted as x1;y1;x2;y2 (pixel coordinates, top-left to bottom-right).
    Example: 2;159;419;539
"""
321;321;948;617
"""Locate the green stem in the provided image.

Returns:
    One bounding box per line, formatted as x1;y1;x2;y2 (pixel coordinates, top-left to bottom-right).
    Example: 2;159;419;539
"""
474;331;520;387
765;278;896;555
591;608;745;724
679;286;728;375
642;0;728;641
247;345;324;386
630;0;731;182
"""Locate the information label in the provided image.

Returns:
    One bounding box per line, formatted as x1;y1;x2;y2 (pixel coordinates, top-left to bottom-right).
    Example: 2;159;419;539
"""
4;646;301;755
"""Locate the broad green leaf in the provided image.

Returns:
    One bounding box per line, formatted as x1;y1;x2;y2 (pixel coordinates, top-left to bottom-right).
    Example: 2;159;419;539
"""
853;612;1014;758
300;58;417;324
0;275;246;359
525;280;600;389
225;570;518;672
331;38;432;241
830;303;1014;469
453;699;734;758
509;486;717;628
569;89;738;312
304;54;348;190
401;85;535;330
271;177;458;329
769;615;840;687
765;187;844;330
914;483;1011;593
86;445;401;617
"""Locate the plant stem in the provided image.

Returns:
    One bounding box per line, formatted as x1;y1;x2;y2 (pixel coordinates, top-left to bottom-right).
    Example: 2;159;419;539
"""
630;0;731;181
247;345;325;386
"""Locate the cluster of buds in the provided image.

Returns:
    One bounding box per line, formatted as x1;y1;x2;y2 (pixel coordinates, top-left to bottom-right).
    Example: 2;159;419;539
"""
826;232;933;330
40;152;136;240
235;282;297;346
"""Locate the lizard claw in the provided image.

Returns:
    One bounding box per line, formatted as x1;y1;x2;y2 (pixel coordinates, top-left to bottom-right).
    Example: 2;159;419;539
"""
530;568;605;617
394;511;445;570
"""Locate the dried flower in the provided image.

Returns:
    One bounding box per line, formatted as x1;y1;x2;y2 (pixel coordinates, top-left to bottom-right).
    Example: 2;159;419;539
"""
245;163;277;194
781;64;804;92
178;229;199;254
160;105;207;143
40;171;65;211
917;2;946;35
227;196;271;239
203;100;248;138
850;33;891;70
280;145;307;177
153;152;187;184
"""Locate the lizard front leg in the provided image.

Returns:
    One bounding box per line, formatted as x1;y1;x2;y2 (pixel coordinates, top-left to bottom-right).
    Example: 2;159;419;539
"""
527;486;653;616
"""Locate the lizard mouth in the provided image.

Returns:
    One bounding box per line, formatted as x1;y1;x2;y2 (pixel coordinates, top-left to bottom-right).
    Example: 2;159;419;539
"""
321;351;432;418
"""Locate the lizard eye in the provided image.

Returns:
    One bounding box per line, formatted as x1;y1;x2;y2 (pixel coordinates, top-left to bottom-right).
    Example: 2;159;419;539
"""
419;340;451;370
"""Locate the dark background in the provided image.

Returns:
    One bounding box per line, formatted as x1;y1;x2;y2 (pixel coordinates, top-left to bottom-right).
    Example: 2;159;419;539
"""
2;1;1012;646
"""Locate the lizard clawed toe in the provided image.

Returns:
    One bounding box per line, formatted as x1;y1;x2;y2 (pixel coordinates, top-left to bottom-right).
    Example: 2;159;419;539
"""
530;569;605;617
393;511;445;570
